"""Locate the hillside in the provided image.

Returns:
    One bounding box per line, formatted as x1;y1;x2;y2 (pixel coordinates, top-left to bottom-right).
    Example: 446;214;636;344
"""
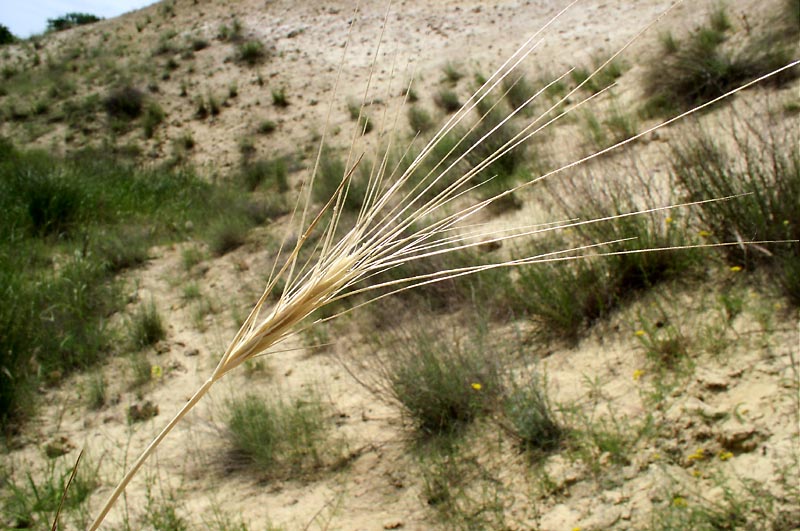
1;0;799;530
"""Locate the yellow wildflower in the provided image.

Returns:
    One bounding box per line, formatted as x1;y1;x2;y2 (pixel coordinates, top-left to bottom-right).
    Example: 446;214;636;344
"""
729;265;742;272
151;365;163;379
665;217;673;225
633;369;645;381
634;329;646;337
673;496;688;508
471;382;482;391
698;230;711;238
719;451;734;461
688;448;706;461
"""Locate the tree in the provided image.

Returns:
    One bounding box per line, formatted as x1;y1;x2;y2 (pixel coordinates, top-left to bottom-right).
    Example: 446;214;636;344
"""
46;13;102;32
0;24;15;45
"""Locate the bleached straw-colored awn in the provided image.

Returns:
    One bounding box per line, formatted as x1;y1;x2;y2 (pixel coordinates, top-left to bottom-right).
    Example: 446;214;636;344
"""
87;0;799;528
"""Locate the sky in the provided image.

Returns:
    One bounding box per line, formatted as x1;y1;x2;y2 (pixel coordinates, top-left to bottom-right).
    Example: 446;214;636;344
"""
2;1;158;38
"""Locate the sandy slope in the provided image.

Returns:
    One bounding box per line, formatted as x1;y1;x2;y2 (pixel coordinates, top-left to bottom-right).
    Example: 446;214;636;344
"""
1;0;798;530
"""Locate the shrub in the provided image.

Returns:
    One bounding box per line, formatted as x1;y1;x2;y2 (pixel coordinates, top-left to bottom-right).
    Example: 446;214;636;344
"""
224;392;328;475
217;18;243;42
105;85;145;120
514;254;611;340
130;300;166;349
94;227;150;272
368;319;503;435
433;88;461;114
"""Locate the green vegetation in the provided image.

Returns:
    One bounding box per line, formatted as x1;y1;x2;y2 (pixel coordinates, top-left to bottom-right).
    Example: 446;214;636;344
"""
257;119;277;135
503;376;564;454
0;139;258;430
642;5;799;117
0;24;15;45
237;40;267;66
207;215;251;256
433;88;461;113
224;392;329;476
238;156;289;192
369;319;503;436
442;62;464;84
104;85;145;120
47;12;102;32
672;127;800;304
501;73;537;113
407;105;434;134
2;455;97;529
271;87;289;107
571;58;626;94
129;300;166;349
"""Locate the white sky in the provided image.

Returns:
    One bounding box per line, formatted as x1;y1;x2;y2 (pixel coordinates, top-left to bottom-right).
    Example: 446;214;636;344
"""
2;1;158;38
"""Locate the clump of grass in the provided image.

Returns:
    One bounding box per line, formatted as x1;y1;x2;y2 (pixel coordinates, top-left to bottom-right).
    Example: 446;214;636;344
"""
130;300;166;349
2;456;98;529
513;253;611;340
501;73;537;113
642;6;798;117
217;18;243;42
257;119;276;135
238;156;289;192
571;58;626;94
271;88;289;107
224;391;329;476
368;319;503;436
207;215;252;256
237;40;267;66
433;88;461;114
442;62;464;84
181;245;205;271
129;352;152;388
94;227;150;272
503;376;564;455
310;148;367;213
86;371;106;410
672;125;799;304
142;101;165;138
104;85;145;120
407;105;434;134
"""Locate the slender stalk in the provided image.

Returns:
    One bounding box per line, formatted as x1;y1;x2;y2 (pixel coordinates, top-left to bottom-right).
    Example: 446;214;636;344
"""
88;377;216;531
